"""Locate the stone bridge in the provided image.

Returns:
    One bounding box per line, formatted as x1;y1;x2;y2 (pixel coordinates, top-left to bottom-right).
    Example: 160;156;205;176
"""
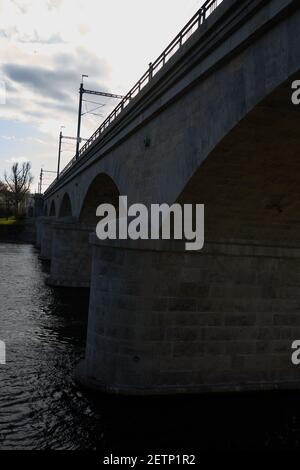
38;0;300;394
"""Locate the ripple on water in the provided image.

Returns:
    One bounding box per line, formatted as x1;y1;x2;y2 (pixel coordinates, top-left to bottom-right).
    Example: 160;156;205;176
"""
0;243;100;450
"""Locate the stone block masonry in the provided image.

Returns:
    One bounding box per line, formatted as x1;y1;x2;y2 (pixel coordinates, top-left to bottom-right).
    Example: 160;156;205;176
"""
39;218;54;261
47;218;93;288
77;236;300;395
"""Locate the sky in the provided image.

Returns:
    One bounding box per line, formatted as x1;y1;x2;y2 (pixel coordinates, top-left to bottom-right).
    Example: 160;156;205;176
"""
0;0;205;192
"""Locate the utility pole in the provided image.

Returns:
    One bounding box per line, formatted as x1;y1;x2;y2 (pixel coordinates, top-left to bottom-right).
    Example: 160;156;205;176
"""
39;168;43;194
57;129;63;178
39;168;57;193
76;76;87;160
57;126;88;178
75;75;124;159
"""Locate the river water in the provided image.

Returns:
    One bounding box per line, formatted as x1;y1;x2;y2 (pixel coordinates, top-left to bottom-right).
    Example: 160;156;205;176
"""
1;242;300;451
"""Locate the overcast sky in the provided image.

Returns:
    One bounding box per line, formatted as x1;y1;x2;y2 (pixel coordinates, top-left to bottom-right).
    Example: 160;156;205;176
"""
0;0;205;191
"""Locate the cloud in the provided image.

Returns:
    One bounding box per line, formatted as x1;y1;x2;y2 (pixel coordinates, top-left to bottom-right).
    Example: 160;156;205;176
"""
11;0;63;14
1;135;16;141
47;0;63;10
19;31;64;44
3;63;76;101
5;156;30;164
35;98;76;115
3;48;110;101
11;0;31;14
0;46;113;150
0;27;64;44
0;29;10;39
78;24;90;36
53;48;110;81
1;135;46;144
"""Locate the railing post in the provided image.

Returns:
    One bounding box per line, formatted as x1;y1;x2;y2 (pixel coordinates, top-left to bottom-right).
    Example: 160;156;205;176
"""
149;62;153;80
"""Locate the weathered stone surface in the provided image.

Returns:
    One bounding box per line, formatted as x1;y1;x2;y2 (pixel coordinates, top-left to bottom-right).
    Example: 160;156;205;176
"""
39;217;55;261
77;237;300;395
47;218;93;288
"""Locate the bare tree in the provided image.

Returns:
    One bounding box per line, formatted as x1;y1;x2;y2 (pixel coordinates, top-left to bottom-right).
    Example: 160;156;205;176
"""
0;180;6;194
4;162;33;216
0;180;12;219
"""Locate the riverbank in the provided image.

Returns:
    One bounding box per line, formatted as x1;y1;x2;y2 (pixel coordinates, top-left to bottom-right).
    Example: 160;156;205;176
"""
0;218;36;244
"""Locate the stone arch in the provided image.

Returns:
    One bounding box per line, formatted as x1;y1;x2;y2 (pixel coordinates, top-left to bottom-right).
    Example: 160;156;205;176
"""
79;173;120;225
59;193;72;217
49;200;56;217
177;77;300;244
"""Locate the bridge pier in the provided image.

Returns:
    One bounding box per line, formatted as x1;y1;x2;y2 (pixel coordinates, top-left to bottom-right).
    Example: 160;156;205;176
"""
47;218;93;288
77;235;300;395
35;217;43;249
39;217;55;261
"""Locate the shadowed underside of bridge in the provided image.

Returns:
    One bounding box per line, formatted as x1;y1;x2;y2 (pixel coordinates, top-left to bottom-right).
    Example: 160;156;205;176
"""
45;174;121;287
79;174;120;225
37;0;300;394
59;193;73;218
178;76;300;244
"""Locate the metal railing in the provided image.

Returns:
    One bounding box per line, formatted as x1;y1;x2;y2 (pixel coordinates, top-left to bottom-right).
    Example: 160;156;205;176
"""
46;0;224;194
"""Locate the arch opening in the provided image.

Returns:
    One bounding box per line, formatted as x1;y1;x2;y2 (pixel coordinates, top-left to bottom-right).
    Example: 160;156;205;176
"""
49;200;56;217
80;173;120;225
59;193;72;217
177;77;300;244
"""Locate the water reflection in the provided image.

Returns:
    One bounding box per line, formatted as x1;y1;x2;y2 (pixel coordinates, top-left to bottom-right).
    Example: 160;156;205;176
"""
0;243;98;450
